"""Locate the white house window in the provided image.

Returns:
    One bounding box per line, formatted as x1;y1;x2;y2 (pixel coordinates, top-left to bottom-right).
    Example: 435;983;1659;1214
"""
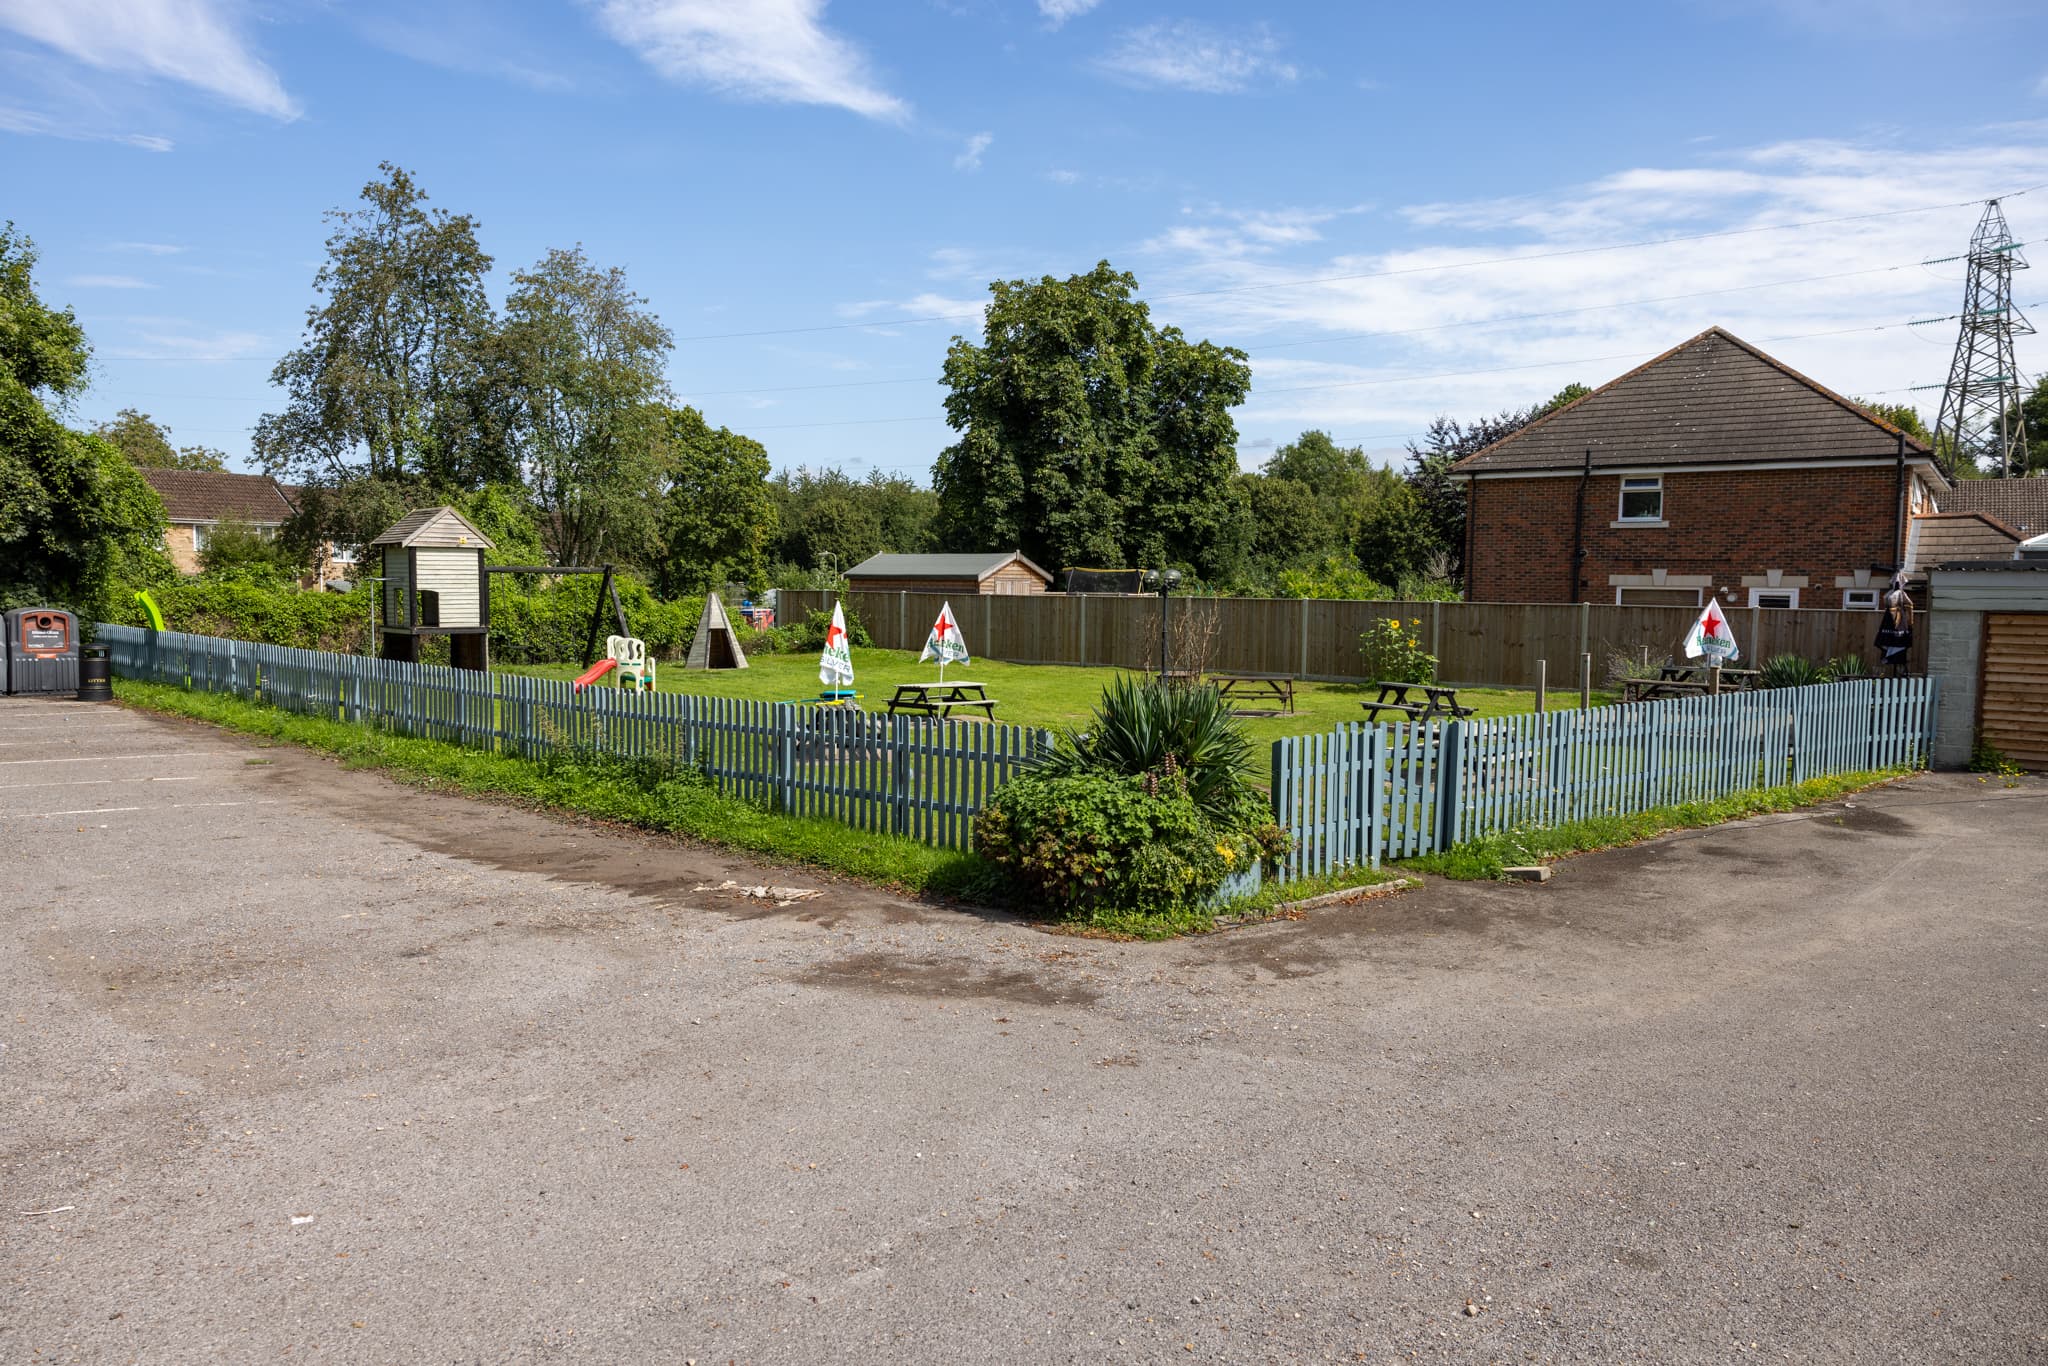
189;523;208;553
1842;588;1880;610
1749;587;1800;609
330;543;359;565
1615;586;1702;607
1617;476;1664;523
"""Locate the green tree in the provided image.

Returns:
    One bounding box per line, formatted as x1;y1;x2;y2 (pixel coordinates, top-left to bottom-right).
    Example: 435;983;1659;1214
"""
1853;398;1931;446
1262;429;1376;503
652;404;776;596
197;515;303;586
931;261;1252;579
502;246;674;568
768;466;935;570
94;407;229;471
1236;471;1347;582
0;224;172;617
255;163;514;491
1405;381;1588;584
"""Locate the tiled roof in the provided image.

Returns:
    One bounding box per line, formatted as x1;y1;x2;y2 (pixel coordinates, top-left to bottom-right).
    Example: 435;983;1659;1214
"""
1937;477;2048;536
141;469;298;524
1453;327;1935;475
1906;512;2020;570
369;506;495;549
846;552;1052;582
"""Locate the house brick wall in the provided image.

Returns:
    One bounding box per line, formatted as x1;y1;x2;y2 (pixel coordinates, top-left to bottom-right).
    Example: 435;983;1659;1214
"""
1466;466;1907;604
164;523;202;575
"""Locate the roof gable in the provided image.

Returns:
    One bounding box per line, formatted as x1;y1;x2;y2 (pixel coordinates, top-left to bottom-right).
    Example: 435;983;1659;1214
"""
369;506;496;549
845;551;1051;583
141;468;298;524
1453;327;1934;476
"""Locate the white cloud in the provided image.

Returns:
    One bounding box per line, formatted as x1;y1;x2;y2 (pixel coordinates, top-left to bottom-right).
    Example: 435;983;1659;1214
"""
1127;133;2048;452
1094;21;1297;94
1037;0;1102;27
107;327;266;362
109;241;185;255
0;0;297;119
953;130;993;171
68;274;156;289
594;0;906;121
354;6;573;92
0;106;173;150
1045;167;1082;185
2036;70;2048;97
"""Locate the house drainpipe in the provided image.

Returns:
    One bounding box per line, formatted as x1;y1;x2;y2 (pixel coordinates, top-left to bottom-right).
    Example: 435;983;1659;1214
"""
1570;447;1592;603
1893;431;1907;576
1463;476;1476;597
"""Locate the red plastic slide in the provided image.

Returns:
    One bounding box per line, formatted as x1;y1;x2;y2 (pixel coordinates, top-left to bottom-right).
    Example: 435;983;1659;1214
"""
572;658;618;693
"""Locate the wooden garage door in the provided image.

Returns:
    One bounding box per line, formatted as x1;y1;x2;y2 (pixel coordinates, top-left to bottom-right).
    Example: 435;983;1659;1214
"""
1981;613;2048;768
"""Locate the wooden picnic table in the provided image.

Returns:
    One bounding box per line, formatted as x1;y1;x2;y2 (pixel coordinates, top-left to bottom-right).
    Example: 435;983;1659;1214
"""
1207;671;1295;715
1622;664;1760;703
1360;681;1473;722
887;680;998;720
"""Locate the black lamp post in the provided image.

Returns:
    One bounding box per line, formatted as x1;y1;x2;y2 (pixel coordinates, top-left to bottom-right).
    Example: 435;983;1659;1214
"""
1144;568;1183;681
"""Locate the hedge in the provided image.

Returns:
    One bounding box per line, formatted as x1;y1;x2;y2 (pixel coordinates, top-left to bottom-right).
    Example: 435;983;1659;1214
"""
108;575;706;664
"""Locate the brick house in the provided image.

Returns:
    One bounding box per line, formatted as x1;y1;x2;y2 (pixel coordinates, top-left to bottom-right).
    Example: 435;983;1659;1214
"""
141;468;352;585
1453;327;1948;610
844;551;1053;595
142;469;300;574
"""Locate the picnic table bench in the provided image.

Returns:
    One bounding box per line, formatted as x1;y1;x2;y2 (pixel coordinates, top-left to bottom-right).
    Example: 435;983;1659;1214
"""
1207;671;1295;715
886;680;998;720
1622;665;1759;703
1360;681;1473;722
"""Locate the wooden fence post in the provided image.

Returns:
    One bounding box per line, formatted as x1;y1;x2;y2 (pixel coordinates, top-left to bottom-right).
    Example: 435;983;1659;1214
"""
1535;659;1546;713
892;713;911;836
1580;652;1592;711
773;704;795;812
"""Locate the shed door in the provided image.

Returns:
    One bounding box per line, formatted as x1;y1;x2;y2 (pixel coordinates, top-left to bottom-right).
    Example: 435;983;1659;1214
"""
1980;612;2048;768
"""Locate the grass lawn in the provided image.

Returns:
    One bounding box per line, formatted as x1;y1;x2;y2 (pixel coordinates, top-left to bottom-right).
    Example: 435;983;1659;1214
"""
501;649;1616;742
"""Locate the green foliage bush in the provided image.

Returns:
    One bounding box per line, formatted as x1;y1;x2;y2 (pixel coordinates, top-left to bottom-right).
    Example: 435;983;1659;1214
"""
1758;653;1824;689
737;602;872;656
1036;674;1255;821
107;572;705;662
1359;616;1437;684
974;675;1287;923
973;770;1239;917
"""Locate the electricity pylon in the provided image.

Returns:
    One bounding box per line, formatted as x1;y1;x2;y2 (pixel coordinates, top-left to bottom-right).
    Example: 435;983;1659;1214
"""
1935;199;2033;477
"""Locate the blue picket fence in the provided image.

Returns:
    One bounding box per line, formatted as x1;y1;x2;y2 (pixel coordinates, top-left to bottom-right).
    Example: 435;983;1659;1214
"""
1269;677;1937;881
99;626;1053;852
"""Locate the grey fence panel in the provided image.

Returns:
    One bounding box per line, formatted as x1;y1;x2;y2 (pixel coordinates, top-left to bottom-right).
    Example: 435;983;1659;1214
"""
1269;676;1936;883
96;625;1049;853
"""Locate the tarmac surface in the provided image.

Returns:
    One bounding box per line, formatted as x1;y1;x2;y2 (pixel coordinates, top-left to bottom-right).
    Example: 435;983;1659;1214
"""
2;693;2044;1363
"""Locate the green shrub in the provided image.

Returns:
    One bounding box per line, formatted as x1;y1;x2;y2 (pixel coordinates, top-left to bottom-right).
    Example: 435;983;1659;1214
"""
485;576;701;663
1821;654;1869;682
973;770;1238;917
109;578;373;651
738;602;872;655
1036;674;1256;821
1758;653;1824;689
1359;616;1437;684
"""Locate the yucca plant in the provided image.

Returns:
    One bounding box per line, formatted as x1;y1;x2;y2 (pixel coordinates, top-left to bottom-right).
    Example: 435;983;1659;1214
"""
1821;654;1869;682
1758;653;1824;689
1035;674;1256;820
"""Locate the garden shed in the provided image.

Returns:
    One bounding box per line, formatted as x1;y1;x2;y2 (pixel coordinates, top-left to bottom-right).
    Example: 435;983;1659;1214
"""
845;552;1052;595
372;506;494;670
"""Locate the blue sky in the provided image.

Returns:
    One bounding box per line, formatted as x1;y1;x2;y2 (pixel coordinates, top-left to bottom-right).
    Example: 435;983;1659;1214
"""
6;0;2048;480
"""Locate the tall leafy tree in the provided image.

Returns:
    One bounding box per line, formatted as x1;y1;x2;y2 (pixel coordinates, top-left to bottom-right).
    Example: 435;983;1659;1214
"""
1406;382;1589;583
769;467;935;570
653;404;776;595
0;224;171;616
502;246;673;567
255;163;513;492
931;261;1251;578
94;408;228;471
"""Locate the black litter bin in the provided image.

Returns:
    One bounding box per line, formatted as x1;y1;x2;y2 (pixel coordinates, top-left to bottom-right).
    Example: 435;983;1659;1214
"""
77;646;112;702
3;607;79;695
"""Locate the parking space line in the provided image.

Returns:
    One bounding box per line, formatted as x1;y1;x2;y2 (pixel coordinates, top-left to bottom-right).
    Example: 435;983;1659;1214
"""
0;800;278;820
0;776;203;791
0;751;214;766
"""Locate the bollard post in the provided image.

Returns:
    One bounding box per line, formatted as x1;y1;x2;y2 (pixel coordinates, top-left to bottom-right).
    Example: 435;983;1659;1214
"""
1710;662;1722;696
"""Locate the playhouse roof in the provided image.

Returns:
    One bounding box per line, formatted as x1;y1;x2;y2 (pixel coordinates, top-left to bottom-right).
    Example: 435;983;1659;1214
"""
845;551;1052;583
370;506;496;550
